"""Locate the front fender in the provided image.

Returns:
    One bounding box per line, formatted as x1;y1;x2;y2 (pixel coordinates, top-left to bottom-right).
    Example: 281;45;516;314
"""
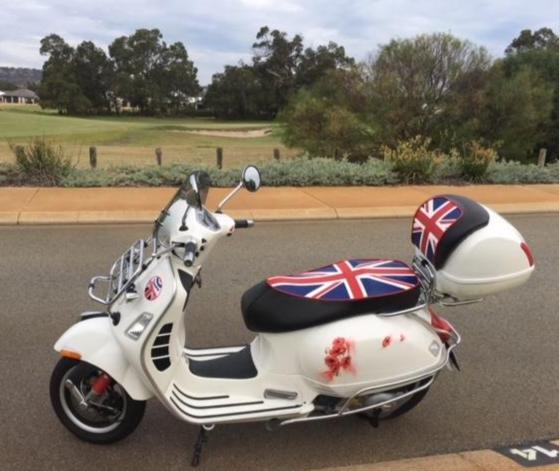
54;317;153;401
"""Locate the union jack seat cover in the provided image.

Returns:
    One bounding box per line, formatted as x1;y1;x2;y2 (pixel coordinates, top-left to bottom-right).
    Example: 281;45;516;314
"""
267;259;419;302
412;196;463;264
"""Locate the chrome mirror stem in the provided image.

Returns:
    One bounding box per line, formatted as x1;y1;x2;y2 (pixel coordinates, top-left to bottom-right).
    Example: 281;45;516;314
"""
216;182;243;213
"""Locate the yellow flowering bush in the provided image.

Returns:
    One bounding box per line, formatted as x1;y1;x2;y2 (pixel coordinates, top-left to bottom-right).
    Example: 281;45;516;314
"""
461;141;498;181
382;136;444;184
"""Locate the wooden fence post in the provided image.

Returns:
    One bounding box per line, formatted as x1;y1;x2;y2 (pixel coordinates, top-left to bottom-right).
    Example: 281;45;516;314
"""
273;148;281;160
216;147;223;169
89;146;97;169
538;148;547;167
155;147;163;166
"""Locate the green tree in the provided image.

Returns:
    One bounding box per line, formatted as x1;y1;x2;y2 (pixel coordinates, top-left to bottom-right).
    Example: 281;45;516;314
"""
38;34;90;114
367;33;491;150
252;26;304;116
158;42;200;113
296;42;355;88
204;64;266;119
206;26;356;119
109;28;199;114
482;64;553;161
505;28;559;54
502;27;559;159
73;41;114;113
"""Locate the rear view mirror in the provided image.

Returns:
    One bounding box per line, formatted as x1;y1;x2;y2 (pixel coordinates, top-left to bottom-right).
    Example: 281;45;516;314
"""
216;165;262;213
242;166;261;192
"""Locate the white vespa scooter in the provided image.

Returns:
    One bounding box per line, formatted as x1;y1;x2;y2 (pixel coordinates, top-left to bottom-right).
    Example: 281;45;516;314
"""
50;167;535;465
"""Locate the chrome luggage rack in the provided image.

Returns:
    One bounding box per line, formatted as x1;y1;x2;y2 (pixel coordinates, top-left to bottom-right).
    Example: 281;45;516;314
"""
88;239;149;306
412;252;483;307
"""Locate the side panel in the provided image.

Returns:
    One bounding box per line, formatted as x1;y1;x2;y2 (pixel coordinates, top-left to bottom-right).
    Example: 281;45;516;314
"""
54;317;154;400
254;310;445;398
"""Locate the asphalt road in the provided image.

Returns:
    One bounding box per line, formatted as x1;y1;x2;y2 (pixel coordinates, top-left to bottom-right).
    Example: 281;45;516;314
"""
1;215;558;471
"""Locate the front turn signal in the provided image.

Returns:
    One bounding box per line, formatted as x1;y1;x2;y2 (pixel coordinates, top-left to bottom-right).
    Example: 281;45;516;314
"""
60;349;82;360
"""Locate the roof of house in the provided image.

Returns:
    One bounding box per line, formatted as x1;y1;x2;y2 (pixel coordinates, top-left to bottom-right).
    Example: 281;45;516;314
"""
2;88;38;99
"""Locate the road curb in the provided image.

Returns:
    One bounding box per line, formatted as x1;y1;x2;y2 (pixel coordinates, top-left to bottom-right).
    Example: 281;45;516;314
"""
3;185;559;225
2;203;558;225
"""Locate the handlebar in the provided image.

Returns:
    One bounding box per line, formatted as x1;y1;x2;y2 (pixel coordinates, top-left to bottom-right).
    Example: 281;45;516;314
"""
234;219;255;229
183;241;197;267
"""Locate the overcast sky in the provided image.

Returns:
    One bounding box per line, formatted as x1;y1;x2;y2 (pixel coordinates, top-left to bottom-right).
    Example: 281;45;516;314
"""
1;0;558;84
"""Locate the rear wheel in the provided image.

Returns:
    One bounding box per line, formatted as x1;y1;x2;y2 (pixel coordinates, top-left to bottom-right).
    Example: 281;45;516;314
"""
50;358;146;444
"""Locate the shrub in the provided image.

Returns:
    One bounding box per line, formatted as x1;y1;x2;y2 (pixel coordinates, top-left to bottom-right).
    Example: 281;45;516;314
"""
10;138;73;185
432;149;462;181
259;157;397;186
460;141;497;181
382;136;442;184
60;157;398;188
485;161;554;184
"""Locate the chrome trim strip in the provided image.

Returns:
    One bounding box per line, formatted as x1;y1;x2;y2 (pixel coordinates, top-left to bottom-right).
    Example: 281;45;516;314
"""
173;383;229;401
170;396;302;420
171;390;263;410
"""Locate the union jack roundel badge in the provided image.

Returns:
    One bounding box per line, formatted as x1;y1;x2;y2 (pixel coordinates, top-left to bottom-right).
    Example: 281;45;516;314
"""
144;276;163;301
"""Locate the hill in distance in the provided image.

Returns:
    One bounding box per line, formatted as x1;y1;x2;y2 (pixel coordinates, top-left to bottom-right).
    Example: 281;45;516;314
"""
0;67;42;88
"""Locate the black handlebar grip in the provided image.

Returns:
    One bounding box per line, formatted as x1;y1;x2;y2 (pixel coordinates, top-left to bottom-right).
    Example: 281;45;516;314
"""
234;219;255;229
183;242;197;267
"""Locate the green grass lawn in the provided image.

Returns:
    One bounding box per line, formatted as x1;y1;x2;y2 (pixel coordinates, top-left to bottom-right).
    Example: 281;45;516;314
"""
0;105;299;168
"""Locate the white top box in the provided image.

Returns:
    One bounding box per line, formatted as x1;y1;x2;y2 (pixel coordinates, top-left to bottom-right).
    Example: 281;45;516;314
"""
411;195;535;300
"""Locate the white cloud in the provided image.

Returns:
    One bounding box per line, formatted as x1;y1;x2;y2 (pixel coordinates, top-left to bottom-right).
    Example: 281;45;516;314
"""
2;0;559;84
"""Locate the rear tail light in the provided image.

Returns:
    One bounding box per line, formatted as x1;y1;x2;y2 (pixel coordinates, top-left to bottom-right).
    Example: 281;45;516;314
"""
520;242;535;267
429;308;452;343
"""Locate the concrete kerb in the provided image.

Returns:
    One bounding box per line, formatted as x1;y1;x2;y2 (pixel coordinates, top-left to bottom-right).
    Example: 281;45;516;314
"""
3;185;559;225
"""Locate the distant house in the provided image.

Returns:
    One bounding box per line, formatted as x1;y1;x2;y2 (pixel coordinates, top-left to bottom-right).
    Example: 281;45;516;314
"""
0;88;39;104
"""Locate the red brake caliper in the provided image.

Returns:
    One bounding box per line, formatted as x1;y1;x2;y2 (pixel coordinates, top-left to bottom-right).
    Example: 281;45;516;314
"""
91;373;112;395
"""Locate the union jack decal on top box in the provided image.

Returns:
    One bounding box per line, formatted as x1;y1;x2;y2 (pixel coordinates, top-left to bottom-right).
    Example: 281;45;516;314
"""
412;196;463;264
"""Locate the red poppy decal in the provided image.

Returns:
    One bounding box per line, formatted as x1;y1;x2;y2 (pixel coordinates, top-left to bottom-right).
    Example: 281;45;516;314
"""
321;337;355;382
382;335;392;348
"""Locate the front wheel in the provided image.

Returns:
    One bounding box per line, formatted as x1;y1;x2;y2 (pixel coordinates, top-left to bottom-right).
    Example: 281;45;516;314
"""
50;358;146;444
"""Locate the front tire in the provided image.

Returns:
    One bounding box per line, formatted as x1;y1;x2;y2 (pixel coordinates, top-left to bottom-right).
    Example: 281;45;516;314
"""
50;358;146;444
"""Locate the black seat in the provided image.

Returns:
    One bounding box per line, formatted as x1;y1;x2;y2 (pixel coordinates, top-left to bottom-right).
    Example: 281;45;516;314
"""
241;259;420;333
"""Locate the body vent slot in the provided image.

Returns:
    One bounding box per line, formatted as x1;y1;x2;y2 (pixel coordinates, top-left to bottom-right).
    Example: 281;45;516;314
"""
152;323;172;371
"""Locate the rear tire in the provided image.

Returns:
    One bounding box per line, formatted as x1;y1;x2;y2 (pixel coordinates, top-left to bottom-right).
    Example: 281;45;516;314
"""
50;358;146;444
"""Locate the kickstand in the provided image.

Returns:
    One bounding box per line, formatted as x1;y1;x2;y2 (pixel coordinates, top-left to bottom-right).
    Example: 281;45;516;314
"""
368;409;381;428
191;425;212;467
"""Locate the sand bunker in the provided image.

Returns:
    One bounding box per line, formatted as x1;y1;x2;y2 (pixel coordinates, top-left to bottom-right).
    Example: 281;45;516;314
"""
179;128;272;139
